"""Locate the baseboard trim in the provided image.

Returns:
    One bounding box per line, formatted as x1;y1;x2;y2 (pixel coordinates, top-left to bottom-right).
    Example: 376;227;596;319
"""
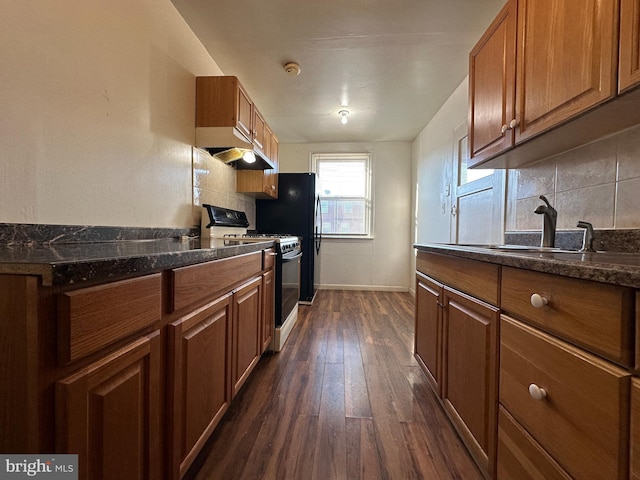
317;284;409;292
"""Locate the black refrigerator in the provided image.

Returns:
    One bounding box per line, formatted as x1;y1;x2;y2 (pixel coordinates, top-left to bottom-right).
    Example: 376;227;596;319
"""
256;173;321;303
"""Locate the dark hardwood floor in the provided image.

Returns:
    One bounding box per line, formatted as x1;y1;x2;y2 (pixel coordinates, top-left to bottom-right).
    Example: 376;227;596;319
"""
186;289;483;480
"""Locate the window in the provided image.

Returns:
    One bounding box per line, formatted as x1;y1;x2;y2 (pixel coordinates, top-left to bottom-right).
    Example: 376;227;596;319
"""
312;153;372;237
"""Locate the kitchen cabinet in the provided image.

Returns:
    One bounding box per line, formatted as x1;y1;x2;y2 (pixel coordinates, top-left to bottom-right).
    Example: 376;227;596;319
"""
167;294;232;479
499;316;630;480
469;0;620;168
415;251;499;479
261;249;275;352
631;378;640;480
620;0;640;93
54;273;163;480
167;251;264;476
196;76;253;143
195;76;279;170
498;267;634;480
236;131;279;199
414;272;443;394
442;287;499;480
0;243;275;480
56;331;162;480
468;0;516;163
252;107;266;154
231;276;263;397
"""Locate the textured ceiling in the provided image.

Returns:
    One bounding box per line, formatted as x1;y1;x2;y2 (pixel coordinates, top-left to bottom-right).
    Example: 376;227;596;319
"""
171;0;504;143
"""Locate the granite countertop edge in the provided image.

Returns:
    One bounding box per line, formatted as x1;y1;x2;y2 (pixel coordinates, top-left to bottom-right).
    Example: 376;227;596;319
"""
0;239;275;287
415;243;640;289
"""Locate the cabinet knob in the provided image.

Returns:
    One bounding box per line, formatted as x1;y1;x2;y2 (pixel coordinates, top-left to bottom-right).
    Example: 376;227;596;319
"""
528;383;547;400
509;119;519;129
501;124;508;134
530;293;549;308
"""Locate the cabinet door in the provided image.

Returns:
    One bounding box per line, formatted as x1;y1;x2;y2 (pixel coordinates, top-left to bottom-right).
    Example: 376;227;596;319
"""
56;332;161;480
414;272;442;395
253;108;266;152
442;287;499;478
632;378;640;480
514;0;618;143
167;294;232;479
468;0;517;166
261;269;274;353
232;277;262;397
620;0;640;93
237;82;253;141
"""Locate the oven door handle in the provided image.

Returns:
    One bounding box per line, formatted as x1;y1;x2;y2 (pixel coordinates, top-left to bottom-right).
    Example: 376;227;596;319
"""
282;251;303;262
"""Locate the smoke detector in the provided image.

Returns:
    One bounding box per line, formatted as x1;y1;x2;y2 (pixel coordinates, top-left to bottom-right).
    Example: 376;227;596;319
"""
283;62;301;76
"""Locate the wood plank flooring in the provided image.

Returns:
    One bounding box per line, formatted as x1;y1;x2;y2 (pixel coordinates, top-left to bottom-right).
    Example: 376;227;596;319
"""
186;290;483;480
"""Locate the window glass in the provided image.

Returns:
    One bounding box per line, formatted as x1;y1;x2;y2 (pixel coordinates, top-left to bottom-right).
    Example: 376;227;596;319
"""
312;154;372;237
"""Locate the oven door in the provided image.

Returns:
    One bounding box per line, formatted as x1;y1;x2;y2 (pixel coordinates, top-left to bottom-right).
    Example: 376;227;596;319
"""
278;251;301;327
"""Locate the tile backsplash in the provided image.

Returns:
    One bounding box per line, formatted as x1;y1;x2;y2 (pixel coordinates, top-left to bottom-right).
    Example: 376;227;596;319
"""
507;124;640;231
191;148;256;229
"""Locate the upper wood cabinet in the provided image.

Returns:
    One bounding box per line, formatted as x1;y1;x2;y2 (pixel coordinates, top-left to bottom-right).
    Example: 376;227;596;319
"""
620;0;640;93
252;107;266;154
196;76;253;142
195;76;279;169
468;0;517;163
236;130;279;199
469;0;621;168
514;0;618;144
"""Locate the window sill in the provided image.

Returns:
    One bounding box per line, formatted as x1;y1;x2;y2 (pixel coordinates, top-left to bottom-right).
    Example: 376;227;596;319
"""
322;235;374;240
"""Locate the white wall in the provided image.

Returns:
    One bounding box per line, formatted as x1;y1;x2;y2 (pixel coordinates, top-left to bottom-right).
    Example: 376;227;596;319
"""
1;0;224;228
412;78;470;248
279;142;412;291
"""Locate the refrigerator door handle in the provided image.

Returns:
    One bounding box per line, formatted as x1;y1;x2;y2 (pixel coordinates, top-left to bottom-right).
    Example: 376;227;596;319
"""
315;196;322;254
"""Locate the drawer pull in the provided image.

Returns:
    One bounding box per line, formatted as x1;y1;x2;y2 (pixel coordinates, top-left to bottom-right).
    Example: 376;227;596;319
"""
528;383;547;400
530;293;549;308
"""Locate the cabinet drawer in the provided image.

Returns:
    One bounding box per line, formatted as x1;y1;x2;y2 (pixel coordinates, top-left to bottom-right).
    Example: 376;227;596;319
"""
501;267;634;365
500;316;630;480
58;274;161;364
497;406;571;480
171;252;261;312
416;251;499;305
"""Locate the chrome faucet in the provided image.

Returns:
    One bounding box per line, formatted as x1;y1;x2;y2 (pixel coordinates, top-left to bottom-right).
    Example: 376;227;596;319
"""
534;195;557;247
577;220;596;252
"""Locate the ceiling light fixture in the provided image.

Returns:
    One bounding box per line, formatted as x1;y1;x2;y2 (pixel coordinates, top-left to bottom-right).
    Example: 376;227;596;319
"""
339;109;349;125
283;62;301;76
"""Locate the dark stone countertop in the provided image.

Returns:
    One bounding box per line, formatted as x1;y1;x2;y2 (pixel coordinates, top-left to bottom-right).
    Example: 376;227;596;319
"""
415;243;640;289
0;238;275;287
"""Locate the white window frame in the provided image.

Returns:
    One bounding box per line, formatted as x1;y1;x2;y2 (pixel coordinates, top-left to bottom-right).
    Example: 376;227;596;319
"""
311;153;373;239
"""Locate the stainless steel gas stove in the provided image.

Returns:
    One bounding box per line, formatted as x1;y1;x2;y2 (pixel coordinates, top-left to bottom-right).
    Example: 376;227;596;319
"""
201;204;301;351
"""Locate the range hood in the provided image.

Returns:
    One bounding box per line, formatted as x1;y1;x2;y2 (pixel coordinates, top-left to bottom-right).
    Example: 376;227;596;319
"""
195;126;275;170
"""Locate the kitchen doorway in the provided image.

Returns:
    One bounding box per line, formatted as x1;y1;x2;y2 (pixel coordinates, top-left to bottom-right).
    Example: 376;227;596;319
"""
450;121;505;244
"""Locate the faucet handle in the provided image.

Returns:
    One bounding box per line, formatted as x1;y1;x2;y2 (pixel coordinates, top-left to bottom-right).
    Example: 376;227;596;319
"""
577;221;595;252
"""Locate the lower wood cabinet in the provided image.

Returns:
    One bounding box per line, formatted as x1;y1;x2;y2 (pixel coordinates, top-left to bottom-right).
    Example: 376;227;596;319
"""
261;269;274;352
167;293;233;479
499;315;630;480
414;252;499;480
442;287;499;479
414;272;443;395
55;331;162;480
232;276;263;397
632;378;640;480
497;406;571;480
